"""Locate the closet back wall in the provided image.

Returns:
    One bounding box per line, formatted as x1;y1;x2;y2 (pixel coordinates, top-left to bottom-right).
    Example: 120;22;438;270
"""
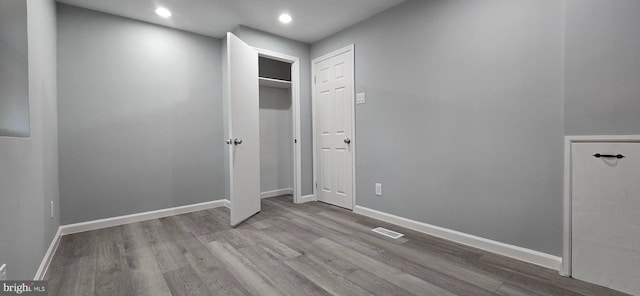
57;4;225;224
259;86;293;194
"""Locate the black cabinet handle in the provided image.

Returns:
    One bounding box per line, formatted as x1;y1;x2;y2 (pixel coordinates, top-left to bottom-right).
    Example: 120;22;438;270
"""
593;153;625;159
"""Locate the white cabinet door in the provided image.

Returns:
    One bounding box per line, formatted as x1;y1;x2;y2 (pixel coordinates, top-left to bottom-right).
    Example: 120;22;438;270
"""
314;48;354;209
226;32;260;226
572;142;640;295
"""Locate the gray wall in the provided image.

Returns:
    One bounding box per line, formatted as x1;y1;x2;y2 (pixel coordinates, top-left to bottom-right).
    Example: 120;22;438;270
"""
0;0;29;137
0;0;59;279
259;86;293;193
565;0;640;135
57;4;225;224
232;26;314;196
312;0;565;255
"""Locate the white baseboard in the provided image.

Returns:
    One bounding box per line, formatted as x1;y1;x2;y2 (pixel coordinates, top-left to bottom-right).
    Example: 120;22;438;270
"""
60;200;228;236
261;188;293;199
298;194;316;204
354;206;562;271
34;227;62;280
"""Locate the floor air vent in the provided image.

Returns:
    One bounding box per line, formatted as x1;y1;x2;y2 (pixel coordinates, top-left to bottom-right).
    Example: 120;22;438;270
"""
372;227;404;239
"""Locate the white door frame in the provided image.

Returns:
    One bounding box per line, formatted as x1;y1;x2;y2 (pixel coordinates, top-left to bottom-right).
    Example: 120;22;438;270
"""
312;44;356;210
562;135;640;276
253;47;303;204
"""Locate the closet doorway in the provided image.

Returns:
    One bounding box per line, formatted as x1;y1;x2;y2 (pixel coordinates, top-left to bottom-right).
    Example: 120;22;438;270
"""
225;32;302;226
255;48;302;205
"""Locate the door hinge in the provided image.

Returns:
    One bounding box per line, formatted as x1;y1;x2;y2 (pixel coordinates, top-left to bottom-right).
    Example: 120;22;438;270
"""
315;182;318;189
314;76;316;84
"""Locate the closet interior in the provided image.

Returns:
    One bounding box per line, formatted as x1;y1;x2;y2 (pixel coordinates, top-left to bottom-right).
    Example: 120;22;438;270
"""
258;57;294;198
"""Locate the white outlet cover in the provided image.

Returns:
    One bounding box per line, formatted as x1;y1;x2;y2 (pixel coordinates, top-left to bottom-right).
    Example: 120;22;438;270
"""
356;92;365;104
375;183;382;196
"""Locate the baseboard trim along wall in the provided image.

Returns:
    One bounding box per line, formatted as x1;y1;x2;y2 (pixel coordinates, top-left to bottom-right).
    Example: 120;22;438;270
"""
36;199;228;279
354;206;563;271
38;199;561;279
34;227;63;280
261;188;294;199
59;199;228;236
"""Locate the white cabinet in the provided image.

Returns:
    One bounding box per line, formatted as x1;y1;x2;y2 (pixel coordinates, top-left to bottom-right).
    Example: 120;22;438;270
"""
569;140;640;295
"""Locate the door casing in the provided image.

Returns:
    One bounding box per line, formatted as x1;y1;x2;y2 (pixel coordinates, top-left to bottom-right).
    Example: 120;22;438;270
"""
253;47;303;204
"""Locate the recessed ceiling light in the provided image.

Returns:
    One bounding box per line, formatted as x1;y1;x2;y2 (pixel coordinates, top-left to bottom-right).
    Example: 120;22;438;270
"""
279;13;292;24
155;7;172;18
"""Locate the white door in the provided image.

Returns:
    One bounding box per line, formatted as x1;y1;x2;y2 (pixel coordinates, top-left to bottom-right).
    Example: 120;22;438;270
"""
314;47;354;209
226;32;260;226
572;142;640;295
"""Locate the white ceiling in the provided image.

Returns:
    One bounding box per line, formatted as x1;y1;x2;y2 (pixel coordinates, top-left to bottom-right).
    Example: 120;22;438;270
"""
56;0;405;43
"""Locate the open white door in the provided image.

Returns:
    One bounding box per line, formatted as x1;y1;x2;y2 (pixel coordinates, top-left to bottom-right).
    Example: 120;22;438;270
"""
225;32;260;226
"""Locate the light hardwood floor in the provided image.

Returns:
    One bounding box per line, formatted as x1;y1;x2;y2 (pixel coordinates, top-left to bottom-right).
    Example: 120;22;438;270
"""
45;195;629;296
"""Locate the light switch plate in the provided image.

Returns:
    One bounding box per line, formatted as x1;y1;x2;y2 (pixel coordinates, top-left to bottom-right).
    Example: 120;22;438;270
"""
375;183;382;196
356;92;365;104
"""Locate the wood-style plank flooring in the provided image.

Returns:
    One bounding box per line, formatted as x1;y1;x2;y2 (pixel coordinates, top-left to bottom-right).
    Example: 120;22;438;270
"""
45;195;629;296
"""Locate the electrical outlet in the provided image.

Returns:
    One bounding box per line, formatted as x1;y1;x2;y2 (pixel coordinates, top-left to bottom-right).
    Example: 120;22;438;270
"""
50;201;55;219
0;264;7;280
375;183;382;196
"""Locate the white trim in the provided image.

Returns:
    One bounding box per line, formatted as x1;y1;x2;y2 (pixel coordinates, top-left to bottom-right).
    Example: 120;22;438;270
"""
349;45;357;210
563;136;572;276
292;60;302;204
563;135;640;142
312;44;356;210
253;46;303;205
60;200;228;235
225;32;235;218
562;135;640;276
313;45;355;67
35;199;230;279
312;57;318;202
355;206;562;271
261;188;294;199
298;194;316;204
34;227;62;280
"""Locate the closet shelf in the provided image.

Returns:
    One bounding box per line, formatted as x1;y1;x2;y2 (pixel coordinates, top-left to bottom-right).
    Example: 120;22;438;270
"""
259;77;291;89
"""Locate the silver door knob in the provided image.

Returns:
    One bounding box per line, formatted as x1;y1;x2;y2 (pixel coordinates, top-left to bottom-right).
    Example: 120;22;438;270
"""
234;138;243;145
344;138;351;144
